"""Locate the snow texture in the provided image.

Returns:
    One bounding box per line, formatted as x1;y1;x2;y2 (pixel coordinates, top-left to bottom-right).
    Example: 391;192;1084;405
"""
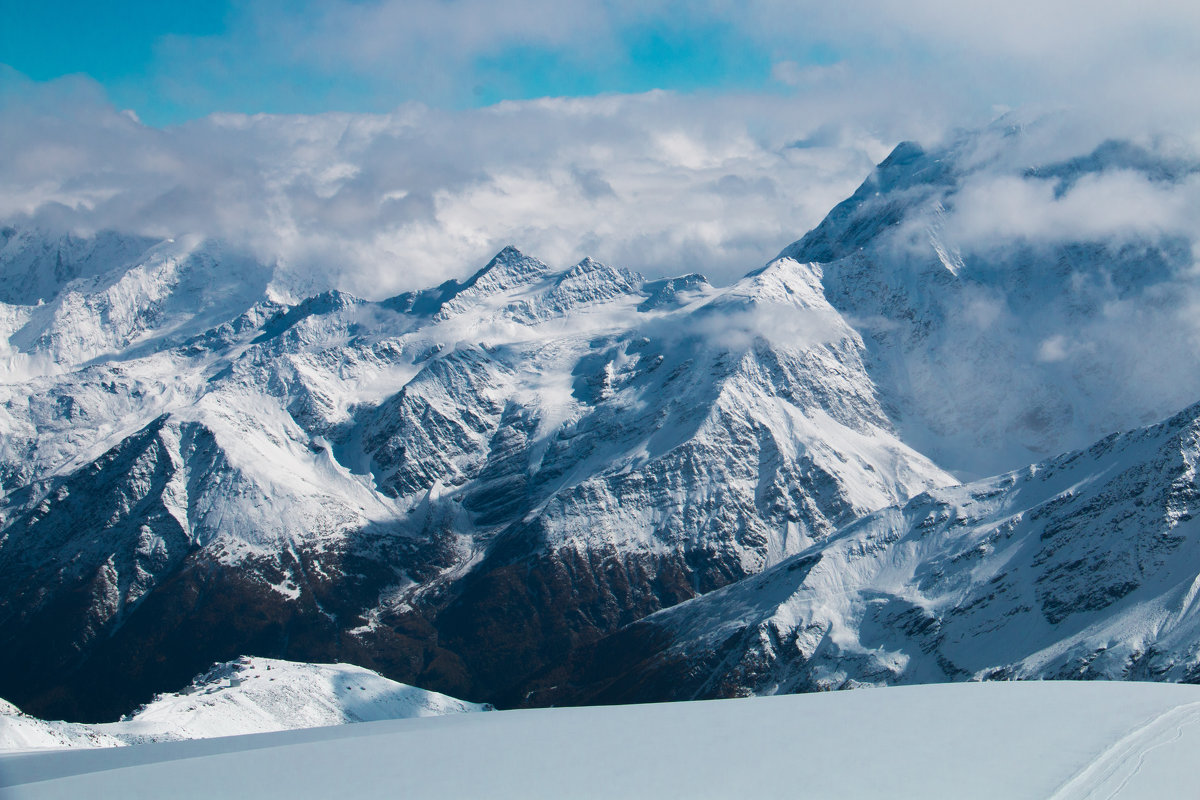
0;219;951;716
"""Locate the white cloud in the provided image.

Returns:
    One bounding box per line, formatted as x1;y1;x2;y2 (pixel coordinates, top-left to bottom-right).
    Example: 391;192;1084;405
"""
1036;334;1071;363
942;171;1200;250
320;2;1200;129
770;61;848;88
63;0;1188;147
0;75;907;298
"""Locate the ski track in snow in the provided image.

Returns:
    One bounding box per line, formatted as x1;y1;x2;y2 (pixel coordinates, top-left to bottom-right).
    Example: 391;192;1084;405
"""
1050;701;1200;800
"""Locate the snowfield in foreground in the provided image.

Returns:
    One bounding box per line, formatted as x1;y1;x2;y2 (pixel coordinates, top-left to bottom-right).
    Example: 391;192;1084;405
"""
2;681;1198;799
0;657;485;751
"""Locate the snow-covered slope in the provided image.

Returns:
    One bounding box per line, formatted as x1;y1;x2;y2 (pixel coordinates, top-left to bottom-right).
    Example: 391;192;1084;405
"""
94;656;487;744
0;233;950;720
3;682;1199;799
0;228;159;307
0;656;484;751
0;699;125;751
557;401;1200;703
1;234;273;378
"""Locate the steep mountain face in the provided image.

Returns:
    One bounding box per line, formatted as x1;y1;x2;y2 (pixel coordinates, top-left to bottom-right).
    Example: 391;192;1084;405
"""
0;232;950;719
552;401;1200;704
780;127;1200;476
0;228;160;307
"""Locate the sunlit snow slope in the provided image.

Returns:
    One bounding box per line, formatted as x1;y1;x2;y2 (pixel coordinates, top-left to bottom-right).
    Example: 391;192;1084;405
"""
0;656;484;751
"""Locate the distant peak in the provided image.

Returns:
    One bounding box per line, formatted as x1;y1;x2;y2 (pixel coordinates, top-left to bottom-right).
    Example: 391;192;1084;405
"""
638;273;711;312
526;256;642;311
379;248;550;318
777;136;952;264
251;289;362;344
561;256;632;281
493;244;526;260
1025;139;1198;188
467;246;549;289
389;246;553;321
878;140;926;169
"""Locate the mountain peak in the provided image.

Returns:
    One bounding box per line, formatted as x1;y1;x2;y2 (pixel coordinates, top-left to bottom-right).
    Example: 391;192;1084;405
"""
877;139;925;169
637;273;710;311
380;247;550;318
568;255;604;272
558;256;638;284
455;246;550;297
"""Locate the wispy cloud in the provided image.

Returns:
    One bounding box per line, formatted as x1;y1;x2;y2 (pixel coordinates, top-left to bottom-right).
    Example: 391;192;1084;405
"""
941;170;1200;250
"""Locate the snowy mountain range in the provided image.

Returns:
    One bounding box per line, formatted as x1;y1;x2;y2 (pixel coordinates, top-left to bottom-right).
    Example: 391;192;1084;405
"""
4;120;1200;721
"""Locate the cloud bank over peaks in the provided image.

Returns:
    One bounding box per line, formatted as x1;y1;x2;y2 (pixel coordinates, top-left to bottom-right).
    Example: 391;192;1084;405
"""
1;72;920;298
5;54;1200;306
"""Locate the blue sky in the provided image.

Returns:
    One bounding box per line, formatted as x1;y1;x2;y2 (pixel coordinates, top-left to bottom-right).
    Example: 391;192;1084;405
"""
3;2;230;83
1;1;841;126
4;1;1197;128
